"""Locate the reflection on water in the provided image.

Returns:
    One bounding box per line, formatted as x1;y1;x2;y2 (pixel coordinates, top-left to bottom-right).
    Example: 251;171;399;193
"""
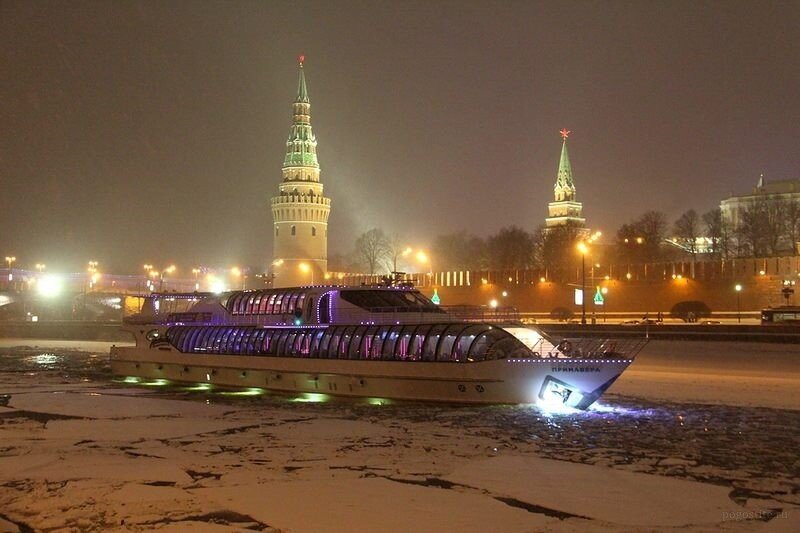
1;344;798;502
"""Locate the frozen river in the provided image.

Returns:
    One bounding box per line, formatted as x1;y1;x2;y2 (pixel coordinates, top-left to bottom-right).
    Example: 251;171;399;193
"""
0;339;798;532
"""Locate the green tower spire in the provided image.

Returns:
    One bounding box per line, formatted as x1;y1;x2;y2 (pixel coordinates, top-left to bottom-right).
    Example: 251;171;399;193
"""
283;55;318;172
296;55;310;103
554;129;576;201
545;128;585;231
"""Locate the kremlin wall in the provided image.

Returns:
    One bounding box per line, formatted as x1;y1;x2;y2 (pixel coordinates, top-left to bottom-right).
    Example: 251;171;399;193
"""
339;256;800;319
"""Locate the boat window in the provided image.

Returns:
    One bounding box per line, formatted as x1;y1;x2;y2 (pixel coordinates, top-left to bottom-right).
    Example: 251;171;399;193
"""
348;326;368;359
258;292;272;315
318;293;331;323
339;290;444;313
454;325;489;362
262;330;277;355
184;328;203;353
407;324;430;361
266;293;278;314
243;328;257;354
310;329;325;357
251;329;265;355
191;327;210;352
381;327;400;360
273;293;284;314
244;294;255;315
250;293;263;314
371;325;391;359
469;329;511;362
225;328;244;354
422;324;449;361
277;330;295;356
336;326;357;359
280;291;293;314
393;325;416;360
436;324;471;362
210;328;224;354
359;325;380;359
228;293;243;315
217;327;235;353
319;327;342;359
287;293;300;316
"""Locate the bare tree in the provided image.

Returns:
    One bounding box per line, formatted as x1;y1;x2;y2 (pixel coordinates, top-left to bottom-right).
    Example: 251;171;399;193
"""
702;207;732;259
538;222;583;282
673;209;700;257
486;226;535;270
354;228;391;275
784;199;800;254
615;211;667;263
432;231;486;271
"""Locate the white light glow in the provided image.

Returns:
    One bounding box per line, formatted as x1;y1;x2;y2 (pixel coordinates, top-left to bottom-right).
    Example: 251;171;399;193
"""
36;275;64;298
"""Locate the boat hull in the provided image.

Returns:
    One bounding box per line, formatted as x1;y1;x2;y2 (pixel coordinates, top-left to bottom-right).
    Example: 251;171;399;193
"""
110;345;632;408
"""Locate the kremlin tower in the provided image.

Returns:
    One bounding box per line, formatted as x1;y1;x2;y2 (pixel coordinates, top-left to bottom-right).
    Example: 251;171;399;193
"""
545;129;586;231
270;56;331;287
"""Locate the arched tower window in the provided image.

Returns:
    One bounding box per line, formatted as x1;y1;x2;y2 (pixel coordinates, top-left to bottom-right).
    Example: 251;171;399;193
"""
311;227;317;237
291;225;296;236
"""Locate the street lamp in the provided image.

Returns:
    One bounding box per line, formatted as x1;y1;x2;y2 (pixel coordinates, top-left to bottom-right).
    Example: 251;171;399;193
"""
192;268;201;291
35;263;46;273
577;241;589;325
5;256;16;281
735;284;743;323
601;286;609;322
299;262;314;285
162;265;176;291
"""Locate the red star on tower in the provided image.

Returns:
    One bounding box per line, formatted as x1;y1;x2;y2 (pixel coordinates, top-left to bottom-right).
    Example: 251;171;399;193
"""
560;128;571;140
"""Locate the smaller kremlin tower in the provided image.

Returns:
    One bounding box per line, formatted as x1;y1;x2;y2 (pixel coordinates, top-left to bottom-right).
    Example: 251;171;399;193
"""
545;129;586;231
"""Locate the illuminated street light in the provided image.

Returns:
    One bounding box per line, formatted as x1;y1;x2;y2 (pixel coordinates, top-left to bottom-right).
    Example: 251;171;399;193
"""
35;263;46;273
6;256;16;281
735;284;743;323
576;242;589;325
299;262;314;284
192;268;201;291
37;275;63;298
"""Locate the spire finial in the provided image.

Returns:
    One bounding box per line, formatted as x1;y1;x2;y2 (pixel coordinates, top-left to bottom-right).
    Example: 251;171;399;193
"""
560;128;571;140
298;54;305;67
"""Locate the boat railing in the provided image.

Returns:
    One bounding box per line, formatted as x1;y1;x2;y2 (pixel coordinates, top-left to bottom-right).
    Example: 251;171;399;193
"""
441;305;521;324
544;336;648;360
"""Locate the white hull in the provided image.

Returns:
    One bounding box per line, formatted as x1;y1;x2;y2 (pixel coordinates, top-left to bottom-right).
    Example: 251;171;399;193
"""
110;345;631;407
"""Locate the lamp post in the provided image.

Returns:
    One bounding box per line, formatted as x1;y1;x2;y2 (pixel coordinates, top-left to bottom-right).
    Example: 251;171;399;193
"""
192;268;201;291
577;242;588;324
735;283;742;323
5;256;16;282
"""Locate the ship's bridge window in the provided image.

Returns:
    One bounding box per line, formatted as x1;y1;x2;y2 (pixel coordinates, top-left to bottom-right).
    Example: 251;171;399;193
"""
339;290;444;313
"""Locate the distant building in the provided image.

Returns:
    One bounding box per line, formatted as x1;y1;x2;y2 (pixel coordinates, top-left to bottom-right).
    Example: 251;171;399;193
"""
270;57;331;288
721;174;800;229
545;129;587;232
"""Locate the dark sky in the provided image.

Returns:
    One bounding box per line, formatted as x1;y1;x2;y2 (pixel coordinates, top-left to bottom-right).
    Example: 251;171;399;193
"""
2;0;798;273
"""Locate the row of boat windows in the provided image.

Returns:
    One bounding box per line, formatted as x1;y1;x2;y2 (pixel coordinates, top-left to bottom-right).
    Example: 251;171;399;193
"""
165;324;528;362
226;290;312;316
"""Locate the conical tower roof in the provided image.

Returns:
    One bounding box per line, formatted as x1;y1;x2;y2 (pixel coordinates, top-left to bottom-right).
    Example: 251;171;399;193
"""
283;55;318;171
296;55;310;103
556;137;574;189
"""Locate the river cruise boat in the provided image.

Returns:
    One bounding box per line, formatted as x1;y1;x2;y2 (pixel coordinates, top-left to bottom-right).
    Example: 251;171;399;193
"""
110;286;643;409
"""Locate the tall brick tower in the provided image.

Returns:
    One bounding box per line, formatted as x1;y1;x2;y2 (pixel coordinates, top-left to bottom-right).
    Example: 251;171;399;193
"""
270;56;331;287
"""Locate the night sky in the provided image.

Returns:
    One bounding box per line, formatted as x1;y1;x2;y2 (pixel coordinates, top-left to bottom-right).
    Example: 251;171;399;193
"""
2;0;798;273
